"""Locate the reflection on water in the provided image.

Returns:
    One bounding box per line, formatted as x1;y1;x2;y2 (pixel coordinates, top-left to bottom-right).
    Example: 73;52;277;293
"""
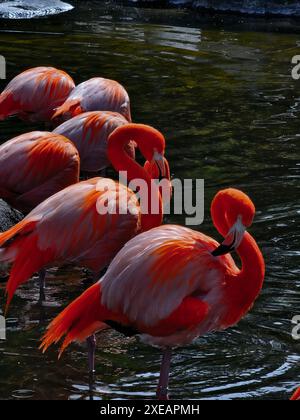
0;1;300;400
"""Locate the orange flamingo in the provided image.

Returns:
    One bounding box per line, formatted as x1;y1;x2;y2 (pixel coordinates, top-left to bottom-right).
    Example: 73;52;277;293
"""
41;188;265;399
291;388;300;400
0;124;169;310
0;67;75;122
0;131;80;214
53;111;135;174
52;77;131;123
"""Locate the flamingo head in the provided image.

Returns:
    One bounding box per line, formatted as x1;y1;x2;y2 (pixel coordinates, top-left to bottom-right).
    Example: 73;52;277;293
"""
212;188;256;257
127;124;167;179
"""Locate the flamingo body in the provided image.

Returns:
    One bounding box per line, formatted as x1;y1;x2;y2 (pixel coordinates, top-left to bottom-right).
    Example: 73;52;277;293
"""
0;131;80;213
0;178;141;308
0;67;75;122
41;189;265;352
52;77;131;123
54;111;135;173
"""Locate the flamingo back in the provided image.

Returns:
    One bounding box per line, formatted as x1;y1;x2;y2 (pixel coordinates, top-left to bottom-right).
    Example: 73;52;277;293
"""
54;111;135;172
0;67;75;121
52;77;131;122
0;131;79;213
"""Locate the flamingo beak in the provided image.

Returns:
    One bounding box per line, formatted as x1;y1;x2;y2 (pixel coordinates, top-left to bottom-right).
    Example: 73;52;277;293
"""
212;216;246;257
153;152;167;178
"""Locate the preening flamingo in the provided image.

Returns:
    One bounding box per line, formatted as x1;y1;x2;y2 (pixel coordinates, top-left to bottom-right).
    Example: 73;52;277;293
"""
0;131;80;214
0;67;75;122
52;77;131;123
53;111;135;174
291;388;300;400
0;124;169;312
41;188;265;400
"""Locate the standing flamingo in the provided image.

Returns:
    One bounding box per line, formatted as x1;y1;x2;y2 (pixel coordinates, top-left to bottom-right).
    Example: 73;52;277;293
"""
53;111;135;174
0;67;75;122
0;124;169;311
41;188;265;400
0;131;80;214
291;388;300;400
52;78;131;123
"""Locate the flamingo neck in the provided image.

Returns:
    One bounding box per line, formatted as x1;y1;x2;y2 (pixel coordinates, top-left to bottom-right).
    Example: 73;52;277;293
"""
108;126;163;232
236;232;265;298
211;196;265;299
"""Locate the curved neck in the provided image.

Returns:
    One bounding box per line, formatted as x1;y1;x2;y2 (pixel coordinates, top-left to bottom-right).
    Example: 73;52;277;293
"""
211;195;265;296
108;125;163;232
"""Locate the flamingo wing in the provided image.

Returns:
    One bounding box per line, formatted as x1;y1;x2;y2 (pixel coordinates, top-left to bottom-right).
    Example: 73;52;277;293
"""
54;111;134;172
0;67;75;121
101;224;236;332
0;132;80;213
52;78;131;122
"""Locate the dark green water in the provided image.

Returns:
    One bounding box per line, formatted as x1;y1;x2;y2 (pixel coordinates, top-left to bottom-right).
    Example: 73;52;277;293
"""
0;1;300;400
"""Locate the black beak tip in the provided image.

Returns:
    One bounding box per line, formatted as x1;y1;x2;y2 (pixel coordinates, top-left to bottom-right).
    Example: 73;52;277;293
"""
212;244;233;257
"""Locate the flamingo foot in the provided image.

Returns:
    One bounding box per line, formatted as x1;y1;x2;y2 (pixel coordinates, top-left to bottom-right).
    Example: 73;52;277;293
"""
87;334;96;374
38;269;46;303
156;348;172;400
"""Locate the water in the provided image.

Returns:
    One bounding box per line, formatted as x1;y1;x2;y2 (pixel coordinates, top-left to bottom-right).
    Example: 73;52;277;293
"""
0;1;300;400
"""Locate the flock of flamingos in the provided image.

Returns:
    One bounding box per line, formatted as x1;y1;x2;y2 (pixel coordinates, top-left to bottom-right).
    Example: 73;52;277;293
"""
0;67;298;400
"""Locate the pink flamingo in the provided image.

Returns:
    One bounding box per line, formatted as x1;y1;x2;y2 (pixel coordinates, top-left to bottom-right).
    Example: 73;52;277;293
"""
52;77;131;123
0;131;80;214
0;124;169;310
0;67;75;122
41;188;265;400
53;111;135;174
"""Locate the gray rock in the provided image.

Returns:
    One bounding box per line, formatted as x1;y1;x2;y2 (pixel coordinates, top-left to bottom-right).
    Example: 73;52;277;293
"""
0;199;23;233
0;0;73;19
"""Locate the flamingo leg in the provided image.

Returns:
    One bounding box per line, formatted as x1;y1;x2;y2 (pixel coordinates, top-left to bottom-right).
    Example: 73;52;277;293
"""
38;269;46;302
157;348;172;400
86;334;97;374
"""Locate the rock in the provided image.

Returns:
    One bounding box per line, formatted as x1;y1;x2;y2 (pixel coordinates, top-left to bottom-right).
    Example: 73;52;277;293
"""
0;200;23;280
0;199;23;233
128;0;300;16
190;0;300;16
0;0;73;19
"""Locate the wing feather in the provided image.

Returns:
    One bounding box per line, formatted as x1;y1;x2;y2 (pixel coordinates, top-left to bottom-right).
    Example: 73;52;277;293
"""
101;225;235;327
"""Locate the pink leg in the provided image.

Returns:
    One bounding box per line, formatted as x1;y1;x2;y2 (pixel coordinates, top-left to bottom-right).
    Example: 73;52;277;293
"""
157;348;172;400
86;334;96;374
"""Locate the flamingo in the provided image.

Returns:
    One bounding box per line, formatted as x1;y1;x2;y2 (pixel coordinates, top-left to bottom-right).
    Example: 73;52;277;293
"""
52;77;131;123
40;188;265;400
0;124;169;311
0;131;80;214
291;388;300;400
53;111;135;174
0;67;75;122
